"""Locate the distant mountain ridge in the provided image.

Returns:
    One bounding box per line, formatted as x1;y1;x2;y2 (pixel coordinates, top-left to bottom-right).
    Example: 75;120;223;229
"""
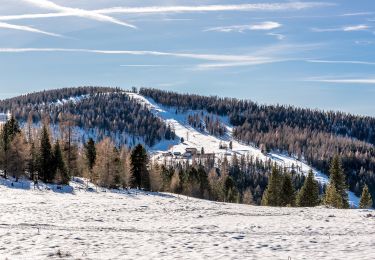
0;86;374;201
0;87;175;147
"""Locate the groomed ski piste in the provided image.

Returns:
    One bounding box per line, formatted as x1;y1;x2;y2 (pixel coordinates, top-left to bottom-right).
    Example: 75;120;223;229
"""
0;177;374;259
127;93;360;207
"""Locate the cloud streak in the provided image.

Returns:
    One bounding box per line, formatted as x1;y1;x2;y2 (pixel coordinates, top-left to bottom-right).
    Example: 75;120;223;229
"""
205;21;281;33
312;24;370;32
0;47;293;69
307;60;375;65
21;0;136;28
308;78;375;84
96;2;334;14
1;2;334;23
0;22;62;37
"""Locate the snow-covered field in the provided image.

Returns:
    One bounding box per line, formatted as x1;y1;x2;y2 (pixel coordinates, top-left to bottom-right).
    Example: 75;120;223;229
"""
0;184;374;259
127;93;360;207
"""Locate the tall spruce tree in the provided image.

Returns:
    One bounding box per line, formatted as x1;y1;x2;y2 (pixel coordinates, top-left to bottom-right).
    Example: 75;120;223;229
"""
38;125;53;183
261;166;282;206
130;144;150;190
359;185;373;209
328;155;349;208
53;141;69;185
280;173;296;207
324;182;343;208
296;170;320;207
0;116;20;178
84;138;96;181
224;176;239;203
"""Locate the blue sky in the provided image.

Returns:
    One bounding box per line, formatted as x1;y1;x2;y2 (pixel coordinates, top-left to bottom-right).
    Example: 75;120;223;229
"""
0;0;375;116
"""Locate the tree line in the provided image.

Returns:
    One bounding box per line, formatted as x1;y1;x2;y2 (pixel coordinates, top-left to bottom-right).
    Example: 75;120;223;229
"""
139;88;375;205
0;87;175;147
0;117;372;208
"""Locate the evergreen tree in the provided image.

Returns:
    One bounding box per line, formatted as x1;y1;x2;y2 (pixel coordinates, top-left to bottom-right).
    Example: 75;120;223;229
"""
28;141;37;181
8;133;27;181
130;144;150;190
224;176;239;203
53;141;69;185
280;173;296;206
38;125;53;183
359;185;373;209
0;115;21;178
328;155;349;208
84;138;96;181
324;182;343;208
296;170;320;207
261;166;282;206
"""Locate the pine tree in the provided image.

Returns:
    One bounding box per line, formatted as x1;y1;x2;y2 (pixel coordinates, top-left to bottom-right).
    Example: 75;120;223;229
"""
242;188;254;205
0;115;21;178
359;185;373;209
280;174;296;207
224;176;239;203
53;141;69;185
38;125;53;183
296;170;320;207
8;133;27;181
28;141;37;181
324;182;343;208
130;144;150;190
328;155;349;208
84;138;96;182
261;166;282;206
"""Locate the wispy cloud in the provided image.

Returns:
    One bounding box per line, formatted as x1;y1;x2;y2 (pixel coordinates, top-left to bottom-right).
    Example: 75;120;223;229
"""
1;2;334;23
21;0;136;28
205;21;281;33
341;12;374;17
0;47;295;70
0;47;272;62
96;2;335;14
308;78;375;84
195;59;289;70
307;59;375;65
267;32;285;40
312;24;370;32
0;22;62;37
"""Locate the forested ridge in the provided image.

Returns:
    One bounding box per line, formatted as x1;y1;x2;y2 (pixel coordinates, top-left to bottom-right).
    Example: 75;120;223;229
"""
140;88;375;200
0;87;174;146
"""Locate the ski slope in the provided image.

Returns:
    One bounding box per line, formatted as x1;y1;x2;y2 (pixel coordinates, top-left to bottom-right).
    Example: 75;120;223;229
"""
0;183;374;259
127;93;360;207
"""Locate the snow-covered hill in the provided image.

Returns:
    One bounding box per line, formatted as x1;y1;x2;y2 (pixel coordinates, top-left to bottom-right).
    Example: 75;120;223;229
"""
128;93;360;207
0;183;373;259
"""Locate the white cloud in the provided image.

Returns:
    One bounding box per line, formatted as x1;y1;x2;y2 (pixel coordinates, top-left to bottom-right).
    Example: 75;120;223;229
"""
344;25;369;31
21;0;136;28
0;22;62;37
195;59;288;69
95;2;334;14
307;60;375;65
0;47;271;62
205;21;281;33
0;47;293;70
1;2;334;23
341;12;374;17
267;32;286;40
312;24;370;32
307;78;375;84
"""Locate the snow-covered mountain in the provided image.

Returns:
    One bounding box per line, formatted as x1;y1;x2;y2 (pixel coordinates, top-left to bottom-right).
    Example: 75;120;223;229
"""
128;93;360;207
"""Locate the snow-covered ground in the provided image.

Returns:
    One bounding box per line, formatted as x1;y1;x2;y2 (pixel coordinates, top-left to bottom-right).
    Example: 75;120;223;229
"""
0;184;374;259
127;93;360;207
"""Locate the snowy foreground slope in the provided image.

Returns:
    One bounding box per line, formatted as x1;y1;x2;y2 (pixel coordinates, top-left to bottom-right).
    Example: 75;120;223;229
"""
127;93;360;207
0;185;374;260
